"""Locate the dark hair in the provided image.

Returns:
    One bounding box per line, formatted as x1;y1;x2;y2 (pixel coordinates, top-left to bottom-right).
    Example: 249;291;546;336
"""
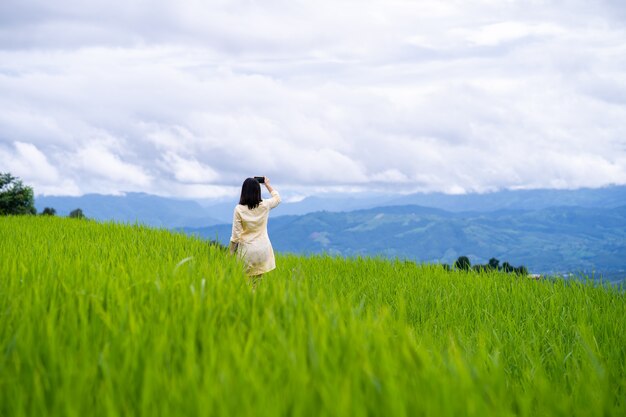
239;178;262;210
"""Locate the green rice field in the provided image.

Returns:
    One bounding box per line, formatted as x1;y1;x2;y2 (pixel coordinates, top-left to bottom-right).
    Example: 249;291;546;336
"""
1;216;625;416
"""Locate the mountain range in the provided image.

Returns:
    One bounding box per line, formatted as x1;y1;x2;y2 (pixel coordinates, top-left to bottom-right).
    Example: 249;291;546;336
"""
201;185;626;222
187;204;626;280
35;193;222;228
35;186;626;280
36;185;624;226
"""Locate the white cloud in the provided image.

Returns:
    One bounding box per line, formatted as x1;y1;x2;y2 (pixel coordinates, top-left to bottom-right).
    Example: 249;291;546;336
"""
371;169;410;183
453;21;565;46
160;152;219;183
0;0;625;198
8;142;59;181
0;141;81;195
72;143;152;186
283;194;307;203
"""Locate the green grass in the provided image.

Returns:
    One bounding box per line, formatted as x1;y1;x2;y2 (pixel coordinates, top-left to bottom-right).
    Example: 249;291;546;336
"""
1;216;625;417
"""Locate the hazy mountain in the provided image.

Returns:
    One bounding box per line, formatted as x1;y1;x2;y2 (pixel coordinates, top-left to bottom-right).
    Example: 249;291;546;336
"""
201;193;389;223
384;185;626;212
203;185;626;222
33;188;626;280
35;193;221;228
34;185;626;231
185;204;626;280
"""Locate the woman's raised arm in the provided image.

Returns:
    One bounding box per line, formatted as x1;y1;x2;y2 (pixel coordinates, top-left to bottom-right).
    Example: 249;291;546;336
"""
264;177;281;209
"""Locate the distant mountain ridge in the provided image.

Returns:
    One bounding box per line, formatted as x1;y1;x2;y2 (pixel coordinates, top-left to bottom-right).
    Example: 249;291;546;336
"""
36;185;626;227
35;192;221;228
34;187;626;279
186;204;626;280
202;185;626;223
383;185;626;212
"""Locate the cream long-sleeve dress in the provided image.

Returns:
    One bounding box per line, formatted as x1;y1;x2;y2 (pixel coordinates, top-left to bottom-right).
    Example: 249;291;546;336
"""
230;190;281;276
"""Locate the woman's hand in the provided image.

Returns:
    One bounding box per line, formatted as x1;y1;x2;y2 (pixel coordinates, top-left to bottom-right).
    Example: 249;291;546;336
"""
229;241;238;255
264;177;275;193
264;177;271;186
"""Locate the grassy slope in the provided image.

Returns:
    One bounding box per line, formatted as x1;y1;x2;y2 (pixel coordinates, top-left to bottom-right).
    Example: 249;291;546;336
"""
1;217;625;417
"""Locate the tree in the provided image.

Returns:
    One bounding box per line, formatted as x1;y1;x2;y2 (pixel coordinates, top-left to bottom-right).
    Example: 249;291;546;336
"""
0;172;36;215
454;256;471;271
502;262;514;273
69;208;85;219
488;258;500;270
514;266;528;276
41;207;56;216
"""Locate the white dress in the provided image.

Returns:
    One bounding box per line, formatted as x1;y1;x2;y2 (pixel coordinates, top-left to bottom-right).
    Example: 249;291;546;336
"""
230;190;281;276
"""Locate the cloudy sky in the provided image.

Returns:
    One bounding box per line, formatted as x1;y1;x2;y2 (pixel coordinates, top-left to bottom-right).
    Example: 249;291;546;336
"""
1;0;625;200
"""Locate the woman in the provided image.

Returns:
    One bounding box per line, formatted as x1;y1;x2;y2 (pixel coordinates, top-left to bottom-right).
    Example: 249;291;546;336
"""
230;177;281;287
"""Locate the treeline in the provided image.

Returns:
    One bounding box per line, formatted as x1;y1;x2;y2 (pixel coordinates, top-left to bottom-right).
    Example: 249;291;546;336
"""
40;207;86;219
445;255;528;275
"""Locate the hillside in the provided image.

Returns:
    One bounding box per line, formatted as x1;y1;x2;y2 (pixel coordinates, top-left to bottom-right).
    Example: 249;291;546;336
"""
188;205;626;279
1;217;625;416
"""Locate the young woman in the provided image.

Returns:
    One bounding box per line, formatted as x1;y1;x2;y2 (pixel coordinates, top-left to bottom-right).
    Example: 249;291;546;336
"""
230;177;281;287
